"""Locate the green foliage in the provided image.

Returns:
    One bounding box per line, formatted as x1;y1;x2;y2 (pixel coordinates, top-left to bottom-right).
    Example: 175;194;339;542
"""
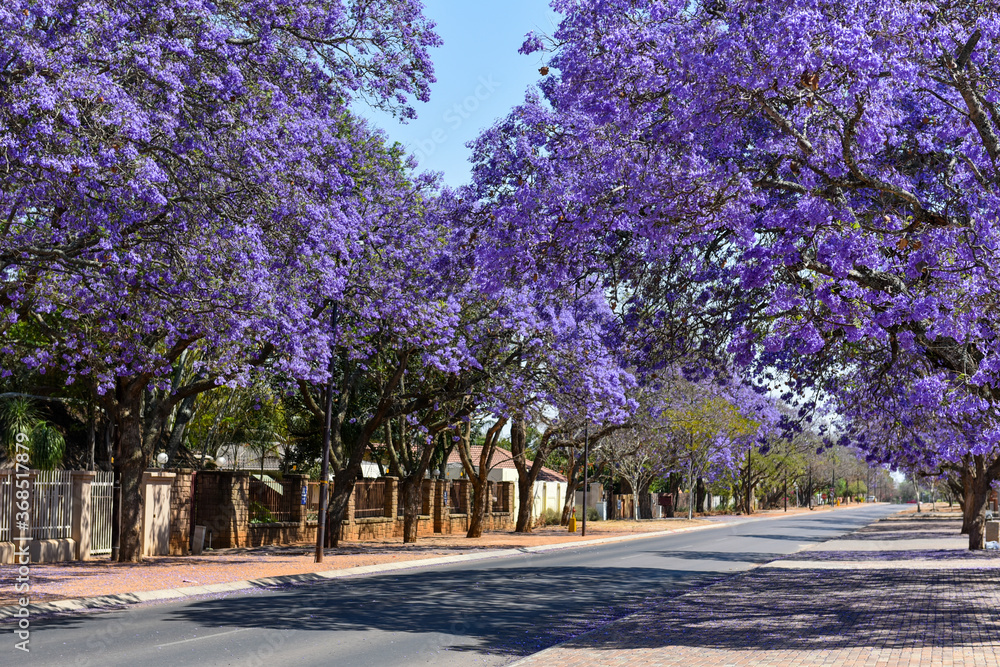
29;424;65;470
186;383;289;465
0;397;65;469
0;397;39;457
586;507;600;522
649;477;671;493
249;501;274;524
537;507;561;526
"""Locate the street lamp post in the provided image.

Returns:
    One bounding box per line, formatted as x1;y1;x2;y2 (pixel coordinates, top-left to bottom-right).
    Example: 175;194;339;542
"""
315;302;339;563
582;423;589;537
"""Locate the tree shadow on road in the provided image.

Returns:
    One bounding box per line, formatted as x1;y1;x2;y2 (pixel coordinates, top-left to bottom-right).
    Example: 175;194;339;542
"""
24;565;733;659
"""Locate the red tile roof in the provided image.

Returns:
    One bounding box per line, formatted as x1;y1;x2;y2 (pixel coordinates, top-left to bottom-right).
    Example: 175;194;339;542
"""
448;445;567;483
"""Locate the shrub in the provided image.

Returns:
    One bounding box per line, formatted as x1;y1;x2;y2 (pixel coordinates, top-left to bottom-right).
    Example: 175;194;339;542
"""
249;501;274;524
535;508;562;526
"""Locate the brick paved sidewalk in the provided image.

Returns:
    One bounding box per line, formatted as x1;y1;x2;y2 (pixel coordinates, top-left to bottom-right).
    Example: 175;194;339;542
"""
513;511;1000;667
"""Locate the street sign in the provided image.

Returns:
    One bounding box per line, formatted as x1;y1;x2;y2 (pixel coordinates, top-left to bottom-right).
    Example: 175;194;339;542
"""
301;485;308;505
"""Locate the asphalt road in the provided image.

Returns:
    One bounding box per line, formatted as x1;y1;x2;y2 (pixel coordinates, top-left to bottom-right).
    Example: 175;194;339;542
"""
14;505;901;667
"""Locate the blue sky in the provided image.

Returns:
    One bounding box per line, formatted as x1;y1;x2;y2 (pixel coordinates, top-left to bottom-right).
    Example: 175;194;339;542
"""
359;0;560;188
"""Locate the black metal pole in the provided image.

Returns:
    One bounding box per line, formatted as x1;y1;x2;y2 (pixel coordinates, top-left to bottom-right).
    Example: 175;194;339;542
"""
808;465;812;509
745;445;751;514
109;421;121;562
784;470;787;512
831;460;835;505
582;423;588;537
315;302;339;563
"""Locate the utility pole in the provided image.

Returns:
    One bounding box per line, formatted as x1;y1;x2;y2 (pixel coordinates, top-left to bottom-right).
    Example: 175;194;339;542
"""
688;453;695;521
808;464;813;509
110;421;120;562
783;469;787;512
831;456;835;506
745;445;752;515
582;423;588;537
315;302;339;563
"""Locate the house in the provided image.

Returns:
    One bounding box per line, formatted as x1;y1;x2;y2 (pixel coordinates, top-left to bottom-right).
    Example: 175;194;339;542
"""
446;446;568;522
213;442;287;472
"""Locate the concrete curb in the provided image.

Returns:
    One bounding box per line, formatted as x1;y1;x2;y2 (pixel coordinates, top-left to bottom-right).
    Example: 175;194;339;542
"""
764;559;1000;570
0;505;855;622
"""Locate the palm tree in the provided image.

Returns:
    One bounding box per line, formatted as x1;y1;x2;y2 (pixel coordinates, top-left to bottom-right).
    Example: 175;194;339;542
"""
0;397;65;469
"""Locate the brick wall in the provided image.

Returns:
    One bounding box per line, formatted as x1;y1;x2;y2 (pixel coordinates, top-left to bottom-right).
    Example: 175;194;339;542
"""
184;473;515;548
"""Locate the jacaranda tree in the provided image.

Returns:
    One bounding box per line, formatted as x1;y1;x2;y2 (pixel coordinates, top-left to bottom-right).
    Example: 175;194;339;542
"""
0;0;440;560
474;0;1000;548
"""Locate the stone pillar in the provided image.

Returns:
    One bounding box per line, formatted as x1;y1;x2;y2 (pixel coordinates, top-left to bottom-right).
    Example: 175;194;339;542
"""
343;483;356;540
169;469;194;556
384;477;398;518
433;479;448;533
141;471;175;557
286;474;308;524
422;478;436;517
71;471;96;560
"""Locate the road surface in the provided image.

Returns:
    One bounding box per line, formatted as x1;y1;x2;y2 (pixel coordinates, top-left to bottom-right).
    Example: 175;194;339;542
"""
14;504;901;666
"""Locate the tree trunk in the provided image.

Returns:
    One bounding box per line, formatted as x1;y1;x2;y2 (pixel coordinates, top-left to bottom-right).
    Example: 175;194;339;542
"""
401;479;421;543
511;418;534;533
969;475;991;550
638;480;652;519
560;451;582;525
326;483;349;548
457;417;506;539
962;467;975;535
116;390;147;562
165;394;198;467
467;476;488;538
327;463;363;548
515;474;534;532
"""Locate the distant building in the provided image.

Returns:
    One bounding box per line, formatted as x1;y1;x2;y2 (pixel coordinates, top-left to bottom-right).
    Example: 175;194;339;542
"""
446;446;568;521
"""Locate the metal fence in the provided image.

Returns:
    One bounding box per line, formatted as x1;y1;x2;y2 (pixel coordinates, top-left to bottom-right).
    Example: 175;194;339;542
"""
32;470;73;540
304;481;322;522
248;475;296;522
488;481;506;513
0;474;11;542
449;481;466;514
90;471;114;555
354;480;387;519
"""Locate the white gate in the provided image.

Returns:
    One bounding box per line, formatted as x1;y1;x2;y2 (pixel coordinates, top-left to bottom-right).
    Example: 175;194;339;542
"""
0;473;10;542
90;471;114;555
31;470;73;540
